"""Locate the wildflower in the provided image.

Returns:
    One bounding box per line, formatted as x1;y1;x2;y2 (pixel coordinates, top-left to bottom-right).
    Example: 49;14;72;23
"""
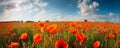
75;33;86;41
69;22;76;27
19;32;28;40
108;33;115;39
83;26;90;32
46;24;57;34
76;25;81;30
102;30;108;33
8;42;19;48
93;41;100;48
55;39;68;48
39;22;45;27
11;33;17;37
70;28;77;34
33;34;42;43
117;40;120;45
73;42;77;47
49;28;57;34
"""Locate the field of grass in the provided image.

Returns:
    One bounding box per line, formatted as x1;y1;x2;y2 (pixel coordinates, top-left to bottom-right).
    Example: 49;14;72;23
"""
0;22;120;48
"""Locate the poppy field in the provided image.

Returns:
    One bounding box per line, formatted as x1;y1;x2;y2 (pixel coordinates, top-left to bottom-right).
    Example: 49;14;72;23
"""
0;22;120;48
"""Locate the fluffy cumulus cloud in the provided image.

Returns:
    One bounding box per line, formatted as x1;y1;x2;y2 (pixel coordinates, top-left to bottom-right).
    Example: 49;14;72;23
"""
0;0;48;21
76;0;120;23
0;0;28;10
33;0;48;7
77;0;99;16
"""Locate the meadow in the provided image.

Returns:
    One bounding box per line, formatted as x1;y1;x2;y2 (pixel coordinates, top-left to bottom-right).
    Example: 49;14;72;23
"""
0;22;120;48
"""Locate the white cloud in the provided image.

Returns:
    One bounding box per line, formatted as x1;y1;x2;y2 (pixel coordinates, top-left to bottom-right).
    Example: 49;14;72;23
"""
0;0;48;21
92;2;99;8
0;9;23;21
0;0;48;11
34;0;48;7
22;3;34;11
76;0;120;23
0;0;28;6
109;12;115;16
28;8;39;13
77;0;99;16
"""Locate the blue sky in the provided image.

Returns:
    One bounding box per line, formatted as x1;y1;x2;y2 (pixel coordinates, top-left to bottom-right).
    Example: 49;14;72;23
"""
0;0;120;22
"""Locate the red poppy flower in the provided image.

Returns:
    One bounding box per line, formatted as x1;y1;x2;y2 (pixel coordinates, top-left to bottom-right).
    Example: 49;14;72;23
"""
69;22;75;27
83;26;90;32
46;24;57;34
73;42;77;47
49;28;57;34
8;39;11;44
58;27;63;32
108;33;115;39
19;32;28;40
55;39;68;48
8;25;13;32
75;33;86;41
39;22;45;27
70;28;77;34
93;41;100;48
11;33;17;37
8;42;19;48
102;30;108;33
117;40;120;45
46;25;56;31
33;34;42;43
76;25;81;30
